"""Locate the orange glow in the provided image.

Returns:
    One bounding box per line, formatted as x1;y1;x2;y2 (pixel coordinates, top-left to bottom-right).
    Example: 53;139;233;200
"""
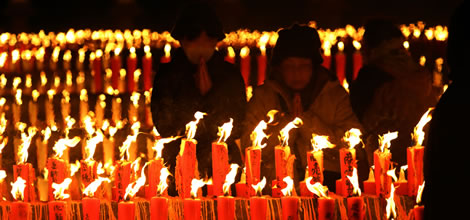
337;41;345;52
70;160;81;176
52;137;81;158
227;46;235;59
378;131;398;153
311;134;335;152
217;118;234;143
343;128;363;149
11;177;26;201
18;126;38;164
240;46;250;58
52;178;72;200
412;108;434;146
164;43;171;58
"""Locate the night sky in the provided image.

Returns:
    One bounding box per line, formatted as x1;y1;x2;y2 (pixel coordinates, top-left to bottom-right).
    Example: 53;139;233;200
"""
0;0;463;33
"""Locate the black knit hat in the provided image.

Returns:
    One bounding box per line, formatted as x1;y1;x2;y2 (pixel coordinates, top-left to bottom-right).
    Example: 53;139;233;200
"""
362;19;403;50
171;3;225;42
271;24;323;66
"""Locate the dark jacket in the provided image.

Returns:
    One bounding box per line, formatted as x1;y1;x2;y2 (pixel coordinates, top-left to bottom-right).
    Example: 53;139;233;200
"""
242;65;362;192
350;38;439;166
151;48;247;177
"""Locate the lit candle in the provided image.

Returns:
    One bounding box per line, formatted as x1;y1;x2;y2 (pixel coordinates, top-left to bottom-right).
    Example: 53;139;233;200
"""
111;47;122;90
335;41;346;84
118;201;135;220
29;90;39;127
339;128;362;197
363;167;375;195
81;130;104;188
79;89;89;125
352;41;362;81
63;50;72;70
307;134;335;185
119;162;147;220
92;49;103;93
177;112;205;198
48;178;72;220
346;168;364;220
306;178;335;220
250;177;267;220
224;46;236;64
127;47;137;92
257;35;269;86
240;46;251;87
142;45;153;91
46;89;56;127
12;88;22;126
95;94;106;129
322;41;332;69
235;167;249;198
61;91;71;126
112;96;122;125
184;179;206;220
408;108;433;196
82;177;110;220
385;183;397;220
148;137;178;198
150;167;171;220
395;165;408;195
160;43;171;63
274;117;302;197
280;176;300;220
10;177;32;220
212;118;233;196
13;126;38;202
412;182;425;220
217;164;239;220
128;92;140;124
374;131;398;197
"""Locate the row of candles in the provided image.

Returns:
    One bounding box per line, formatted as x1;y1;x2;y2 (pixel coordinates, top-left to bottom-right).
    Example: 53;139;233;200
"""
0;103;432;220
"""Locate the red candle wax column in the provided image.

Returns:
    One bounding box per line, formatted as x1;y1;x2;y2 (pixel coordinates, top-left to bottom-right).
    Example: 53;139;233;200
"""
385;183;397;220
339;128;362;197
280;176;300;220
47;137;81;201
374;131;398;197
176;112;206;198
29;90;40;127
148;136;178;198
91;49;104;93
335;41;346;85
352;41;362;81
14;126;38;202
79;89;89;125
235;167;249;198
10;177;32;220
143;91;153;128
321;40;332;69
257;40;268;86
306;178;335;220
76;48;86;71
111;47;122;90
142;45;153;91
408;108;433;196
160;43;171;64
82;177;110;220
240;46;251;87
127;47;137;93
48;178;72;220
128;92;140;124
184;179;206;220
12;88;22;126
212;118;233;197
412;181;425;220
224;46;236;64
217;164;239;220
274;117;302;197
11;49;21;72
308;134;336;185
250;177;268;220
345;168;365;220
81;130;104;189
150;167;171;220
119;162;148;220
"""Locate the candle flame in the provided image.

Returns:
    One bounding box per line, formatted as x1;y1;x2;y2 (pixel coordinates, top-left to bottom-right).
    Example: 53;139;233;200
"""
346;167;361;196
153;136;179;159
11;177;26;201
416;181;425;204
124;163;148;201
305;177;329;198
385;183;397;219
70;160;81;176
18;126;37;164
0;136;7;154
190;178;206;198
164;43;171;58
83;176;110;197
185;111;206;140
217;118;234;143
279;117;303;147
412;108;434;146
0;170;6;182
311;134;335;152
341;79;350;93
52;137;81;158
352;40;361;50
250;110;278;149
337;41;345;52
52;178;72;200
386;168;398;182
15;89;22;105
403;41;410;50
251;176;267;196
157;167;171;195
280;176;294;196
378;131;398;153
398;165;408;182
227;46;235;58
119;122;140;161
223;163;240;195
343;128;362;149
85;130;104;161
240;46;250;58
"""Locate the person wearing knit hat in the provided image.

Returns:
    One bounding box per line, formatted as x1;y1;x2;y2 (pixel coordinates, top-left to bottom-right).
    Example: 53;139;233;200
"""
151;3;246;196
241;24;362;194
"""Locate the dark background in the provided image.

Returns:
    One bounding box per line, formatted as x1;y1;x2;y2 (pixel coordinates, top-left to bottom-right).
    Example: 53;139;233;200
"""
0;0;462;33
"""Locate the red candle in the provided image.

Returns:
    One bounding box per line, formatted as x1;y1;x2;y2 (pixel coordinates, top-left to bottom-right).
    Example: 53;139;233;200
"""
307;151;323;184
322;41;332;70
363;168;376;195
407;146;424;196
118;201;135;220
150;196;168;220
10;201;31;220
92;50;103;93
147;159;163;198
318;197;335;220
335;42;346;85
47;158;67;201
374;150;392;197
413;206;424;220
257;51;267;86
160;43;171;64
82;197;100;220
114;161;132;201
347;197;364;220
127;47;137;93
240;46;251;87
111;49;122;90
48;200;67;220
80;160;98;189
339;148;356;197
352;51;362;81
250;196;267;220
13;163;36;202
299;180;314;197
142;46;153;91
245;147;261;196
274;146;288;188
184;198;201;220
224;46;236;64
235;182;249;198
281;196;300;220
179;139;198;198
217;196;235;220
212;142;229;197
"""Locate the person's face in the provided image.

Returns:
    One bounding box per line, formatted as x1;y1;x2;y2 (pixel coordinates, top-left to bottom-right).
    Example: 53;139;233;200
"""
181;31;218;64
280;57;313;90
